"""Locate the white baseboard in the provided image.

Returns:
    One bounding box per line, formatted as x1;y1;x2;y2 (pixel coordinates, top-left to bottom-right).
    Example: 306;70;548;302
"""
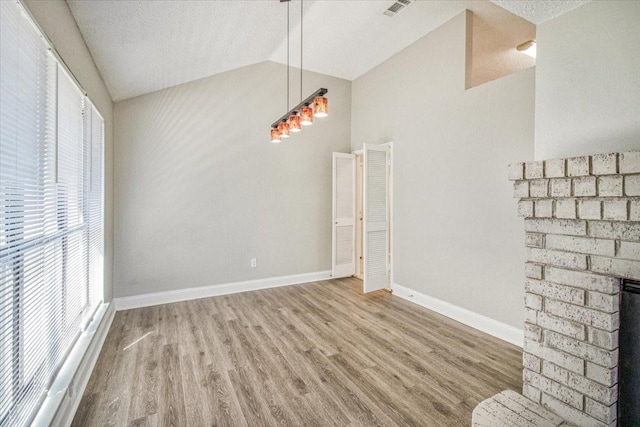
114;270;333;311
392;283;524;347
33;302;116;427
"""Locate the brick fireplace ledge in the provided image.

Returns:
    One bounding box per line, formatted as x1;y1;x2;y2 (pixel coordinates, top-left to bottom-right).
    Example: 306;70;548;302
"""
473;151;640;427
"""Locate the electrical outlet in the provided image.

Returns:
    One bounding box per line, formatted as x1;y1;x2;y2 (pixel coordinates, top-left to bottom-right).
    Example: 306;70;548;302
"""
250;258;257;268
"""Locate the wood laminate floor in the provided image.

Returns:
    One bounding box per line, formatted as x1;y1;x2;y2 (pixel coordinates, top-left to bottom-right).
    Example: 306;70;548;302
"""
72;278;522;426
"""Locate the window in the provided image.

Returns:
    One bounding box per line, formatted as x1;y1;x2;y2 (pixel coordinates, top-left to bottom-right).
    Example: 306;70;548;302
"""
0;1;104;425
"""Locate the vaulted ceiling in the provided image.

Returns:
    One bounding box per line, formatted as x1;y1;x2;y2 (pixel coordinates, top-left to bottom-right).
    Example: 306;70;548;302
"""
66;0;590;102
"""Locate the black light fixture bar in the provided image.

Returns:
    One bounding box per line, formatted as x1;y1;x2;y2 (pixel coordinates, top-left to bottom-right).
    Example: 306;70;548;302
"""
271;87;327;128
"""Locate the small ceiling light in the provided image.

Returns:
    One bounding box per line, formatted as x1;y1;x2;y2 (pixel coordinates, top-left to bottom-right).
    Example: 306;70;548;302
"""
300;105;313;126
278;121;290;138
270;128;281;143
288;114;301;132
313;96;328;118
517;40;536;58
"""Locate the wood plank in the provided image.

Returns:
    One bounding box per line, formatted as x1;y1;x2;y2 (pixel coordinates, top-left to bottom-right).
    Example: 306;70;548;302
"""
73;278;522;426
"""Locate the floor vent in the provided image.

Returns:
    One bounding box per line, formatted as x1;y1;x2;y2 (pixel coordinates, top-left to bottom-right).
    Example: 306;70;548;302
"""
383;0;413;17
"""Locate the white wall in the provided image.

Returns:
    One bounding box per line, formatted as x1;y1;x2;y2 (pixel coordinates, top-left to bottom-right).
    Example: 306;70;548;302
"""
352;11;535;328
114;61;351;298
22;0;115;302
535;0;640;160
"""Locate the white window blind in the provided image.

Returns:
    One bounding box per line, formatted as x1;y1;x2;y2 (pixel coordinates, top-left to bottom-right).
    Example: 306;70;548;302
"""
0;1;104;425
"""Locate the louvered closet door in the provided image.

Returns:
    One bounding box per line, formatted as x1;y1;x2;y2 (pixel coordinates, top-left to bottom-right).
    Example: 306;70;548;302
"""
363;144;389;293
332;153;356;278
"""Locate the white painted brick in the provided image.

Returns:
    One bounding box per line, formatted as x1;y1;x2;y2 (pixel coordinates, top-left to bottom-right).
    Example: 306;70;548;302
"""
525;262;544;279
587;326;618;350
525;293;543;310
543;361;616;406
602;199;627;221
574;177;597;197
619;241;640;260
526;278;585;305
526;161;545;179
585;362;617;387
523;352;542;373
535;199;554;218
551;178;572;197
545;267;619;294
525;219;586;236
578;200;601;219
597;176;622;197
589;221;640;241
546;235;615;257
524;368;551;392
630;199;640;221
518;200;534;217
555;199;577;219
620;151;640;174
546;331;618;368
567;156;591;177
514;180;529;198
585;398;617;424
508;162;524;180
537;312;586;340
591;153;618;176
575;374;617;407
525;340;585;375
586;292;619;314
528;248;588;270
524;369;584;409
591;256;640;279
525;323;543;342
624;174;640;196
525;233;544;248
545;159;566;178
525;307;538;323
545;299;618;331
496;390;565;424
523;384;542;403
542;394;607;427
531;179;550;197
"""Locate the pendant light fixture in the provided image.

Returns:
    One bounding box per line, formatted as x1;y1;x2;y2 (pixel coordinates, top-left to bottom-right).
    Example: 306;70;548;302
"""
270;128;281;143
288;114;301;132
278;120;290;138
313;95;328;117
300;105;313;126
270;0;328;142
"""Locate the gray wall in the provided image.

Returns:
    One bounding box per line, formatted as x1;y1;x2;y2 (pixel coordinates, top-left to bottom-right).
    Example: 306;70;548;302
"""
114;61;351;298
535;0;640;160
352;11;535;328
22;0;115;302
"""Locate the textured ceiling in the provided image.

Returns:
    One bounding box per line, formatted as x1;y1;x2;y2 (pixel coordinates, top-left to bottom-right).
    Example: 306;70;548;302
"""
490;0;591;24
67;0;589;102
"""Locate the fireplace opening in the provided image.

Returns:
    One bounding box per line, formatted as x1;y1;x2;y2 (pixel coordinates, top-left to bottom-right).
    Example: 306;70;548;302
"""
619;279;640;426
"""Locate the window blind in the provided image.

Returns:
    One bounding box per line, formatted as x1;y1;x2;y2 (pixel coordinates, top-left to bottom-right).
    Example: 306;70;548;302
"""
0;1;104;425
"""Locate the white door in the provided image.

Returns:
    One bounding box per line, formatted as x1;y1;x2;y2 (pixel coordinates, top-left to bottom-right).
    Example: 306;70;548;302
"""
332;153;356;278
363;144;390;292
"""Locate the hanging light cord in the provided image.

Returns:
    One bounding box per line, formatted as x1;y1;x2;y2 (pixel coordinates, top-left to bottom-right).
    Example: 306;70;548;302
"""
300;0;303;103
287;0;290;111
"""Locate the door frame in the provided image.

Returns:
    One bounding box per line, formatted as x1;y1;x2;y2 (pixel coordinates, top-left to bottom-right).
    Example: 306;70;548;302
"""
352;141;393;289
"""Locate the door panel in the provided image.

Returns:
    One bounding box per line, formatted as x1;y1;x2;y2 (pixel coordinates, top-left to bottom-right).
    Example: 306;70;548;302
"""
363;145;389;292
332;153;356;278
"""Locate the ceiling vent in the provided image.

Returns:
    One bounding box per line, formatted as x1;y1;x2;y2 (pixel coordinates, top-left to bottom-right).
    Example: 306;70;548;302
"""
383;0;413;17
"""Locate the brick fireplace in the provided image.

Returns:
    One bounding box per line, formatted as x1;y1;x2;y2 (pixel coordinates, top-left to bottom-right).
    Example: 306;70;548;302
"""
474;151;640;427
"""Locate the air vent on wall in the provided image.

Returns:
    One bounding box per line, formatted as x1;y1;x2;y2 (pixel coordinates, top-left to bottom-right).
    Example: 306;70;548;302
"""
383;0;413;17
